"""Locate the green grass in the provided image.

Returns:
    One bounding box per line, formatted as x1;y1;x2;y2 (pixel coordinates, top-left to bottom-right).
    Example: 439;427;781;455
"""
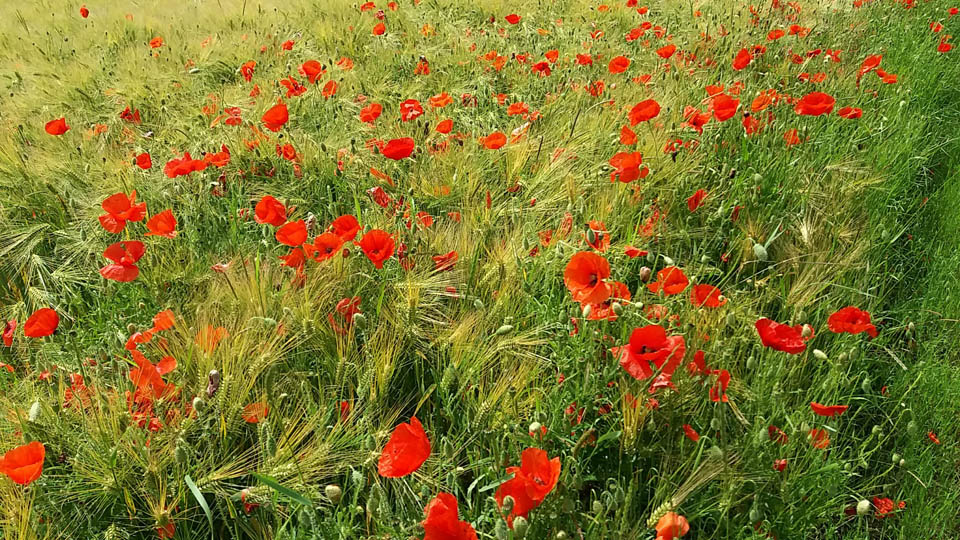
1;0;959;538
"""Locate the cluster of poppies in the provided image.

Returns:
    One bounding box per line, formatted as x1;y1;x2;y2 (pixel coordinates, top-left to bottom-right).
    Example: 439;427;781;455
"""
96;191;177;282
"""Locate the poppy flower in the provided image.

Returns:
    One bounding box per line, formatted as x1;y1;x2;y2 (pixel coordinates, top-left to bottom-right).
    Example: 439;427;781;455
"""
690;284;726;308
45;118;69;135
794;92;835;116
928;431;941;444
164;152;209;178
80;4;89;17
300;60;325;84
0;441;45;485
262;102;289;132
135;152;152;170
100;241;146;282
613;325;686;382
655;512;689;540
563;252;612;305
428;93;452;108
381;137;415;160
322;80;338;98
629;99;661;125
773;459;788;472
732;48;753;70
329;214;361;241
152;309;176;332
809;428;830;449
240;60;256;81
422;492;478;540
755;318;812;354
810;402;849;417
99;191;147;233
378;417;431;477
687;189;708;211
682;424;700;442
494;448;560;526
242;402;269;423
620;125;637;145
767;29;785;40
826;306;878;338
432;251;458;271
584;220;610;251
24;308;59;338
783;128;802;147
584;281;630;321
647;266;689;295
609;151;648;183
254;195;287;227
149;36;164;48
436;118;453;133
372;22;386;35
608;55;630;74
400;99;424;122
145;210;177;238
480;131;507;150
837;106;863;119
711;94;739;122
507;102;528;116
656;44;677;59
505;14;521;24
359;103;382;124
356;229;396;269
531;61;551;76
304;233;343;262
625;245;648;258
2;320;15;347
276;220;308;247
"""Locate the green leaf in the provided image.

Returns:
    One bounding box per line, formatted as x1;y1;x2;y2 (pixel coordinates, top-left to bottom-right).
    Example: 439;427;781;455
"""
252;472;312;506
184;475;214;540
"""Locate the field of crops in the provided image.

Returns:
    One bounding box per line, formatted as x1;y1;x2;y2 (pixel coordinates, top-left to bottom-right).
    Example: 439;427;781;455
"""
1;0;960;538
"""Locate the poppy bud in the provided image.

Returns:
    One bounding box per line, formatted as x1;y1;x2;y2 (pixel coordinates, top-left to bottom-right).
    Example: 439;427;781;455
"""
860;377;871;394
474;299;484;310
28;401;41;422
611;302;623;316
749;505;761;522
710;417;721;430
192;396;205;413
639;266;652;282
127;323;136;333
352;313;367;329
443;438;455;459
562;498;575;512
529;421;542;434
838;352;847;363
582;304;592;318
752;243;768;261
907;420;918;437
899;458;906;467
746;356;756;370
206;369;221;398
856;499;871;516
908;322;915;333
872;425;881;435
586;228;597;245
663;256;675;266
500;495;515;516
367;484;382;517
495;517;509;540
592;500;604;514
175;438;189;464
495;324;514;336
891;452;901;464
849;347;859;361
556;532;568;540
700;254;710;263
513;516;529;538
813;349;828;361
801;325;813;339
725;312;736;327
708;445;724;460
646;252;654;263
325;484;342;504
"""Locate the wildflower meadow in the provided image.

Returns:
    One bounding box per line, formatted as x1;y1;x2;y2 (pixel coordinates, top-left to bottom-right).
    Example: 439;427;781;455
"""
1;0;960;538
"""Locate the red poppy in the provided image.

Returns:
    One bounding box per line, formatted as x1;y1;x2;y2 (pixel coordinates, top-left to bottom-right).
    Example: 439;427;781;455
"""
164;152;209;178
773;459;788;472
628;99;661;125
613;325;686;382
359;103;383;124
732;48;753;70
381;137;415;160
625;246;647;258
563;252;612;305
262;102;289;132
304;233;344;262
80;4;89;17
620;125;637;145
609;151;648;183
153;309;176;332
928;431;941;444
826;306;877;338
2;320;15;347
480;131;507;150
647;266;689;295
682;424;700;442
505;14;521;24
494;448;560;526
422;492;478;540
45;118;69;135
768;425;789;444
436;118;453;133
329;215;361;241
531;61;551;76
655;512;689;540
24;308;59;338
608;55;630;74
135;152;152;169
372;22;386;35
322;80;338;98
690;284;726;308
432;251;458;271
100;241;146;282
242;402;269;423
276;220;308;247
356;229;396;269
687;189;708;211
99;191;147;233
300;60;325;84
145;210;177;238
0;441;45;485
400;99;424;122
255;195;287;227
149;36;164;48
584;220;610;252
755;318;812;354
837;106;863;119
711;94;739;122
378;417;431;477
794;92;835;116
809;428;830;449
767;29;785;40
784;128;802;147
656;44;677;59
810;402;849;417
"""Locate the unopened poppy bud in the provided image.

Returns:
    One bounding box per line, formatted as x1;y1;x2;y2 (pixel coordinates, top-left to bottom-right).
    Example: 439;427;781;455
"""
709;445;724;460
592;500;604;514
838;352;847;363
639;266;652;282
908;322;915;333
126;323;136;333
801;325;813;339
700;254;710;263
28;401;41;422
899;458;906;467
891;452;901;464
352;313;367;329
611;302;623;316
753;173;763;182
710;417;721;430
582;304;592;318
529;421;542;434
556;532;568;540
872;425;881;435
645;252;655;263
586;228;597;245
907;420;918;437
175;439;189;464
325;484;342;504
474;299;484;310
753;243;768;261
663;256;675;266
813;349;828;361
495;324;514;336
495;518;509;540
206;369;221;398
746;356;756;370
749;506;761;522
192;396;205;413
856;499;871;516
513;516;529;538
500;495;515;516
861;377;871;394
849;347;859;361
